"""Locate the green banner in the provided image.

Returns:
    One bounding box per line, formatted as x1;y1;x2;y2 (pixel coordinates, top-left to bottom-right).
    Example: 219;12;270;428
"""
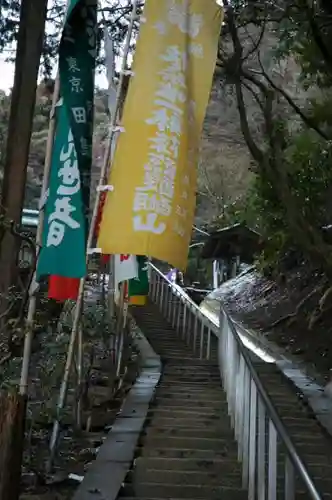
37;0;97;279
128;256;149;297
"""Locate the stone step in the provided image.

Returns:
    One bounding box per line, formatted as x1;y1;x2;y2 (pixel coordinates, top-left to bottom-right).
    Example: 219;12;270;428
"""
144;424;327;446
159;380;222;388
155;391;224;402
161;372;220;379
162;361;219;368
147;416;228;428
288;431;330;442
133;457;332;487
147;407;226;418
161;366;220;373
144;426;233;440
267;406;317;419
122;473;330;500
157;383;223;392
140;435;237;452
160;355;211;362
128;469;242;487
138;445;238;460
151;397;225;410
161;373;220;380
157;380;221;388
130;306;332;500
163;366;220;376
285;440;331;456
268;399;312;410
120;483;248;499
154;349;197;354
134;456;242;473
157;351;196;357
163;362;220;369
129;468;332;496
279;417;323;430
118;497;324;500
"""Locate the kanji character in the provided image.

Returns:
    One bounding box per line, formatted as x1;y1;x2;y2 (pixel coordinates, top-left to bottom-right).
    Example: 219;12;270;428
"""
133;213;166;234
49;197;80;229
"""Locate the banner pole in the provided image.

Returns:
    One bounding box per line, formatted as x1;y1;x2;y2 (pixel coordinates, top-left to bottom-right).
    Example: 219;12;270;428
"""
48;0;139;468
19;0;72;398
76;318;83;428
103;26;117;323
115;280;128;392
19;75;60;396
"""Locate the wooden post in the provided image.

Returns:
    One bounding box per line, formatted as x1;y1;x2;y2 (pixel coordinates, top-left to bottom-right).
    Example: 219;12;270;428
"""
0;391;26;500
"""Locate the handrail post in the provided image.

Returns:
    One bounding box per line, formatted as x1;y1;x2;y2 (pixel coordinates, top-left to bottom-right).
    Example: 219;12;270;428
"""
182;303;187;340
199;317;204;359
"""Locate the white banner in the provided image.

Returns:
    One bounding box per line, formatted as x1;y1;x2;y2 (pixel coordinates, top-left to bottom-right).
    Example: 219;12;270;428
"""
114;254;138;289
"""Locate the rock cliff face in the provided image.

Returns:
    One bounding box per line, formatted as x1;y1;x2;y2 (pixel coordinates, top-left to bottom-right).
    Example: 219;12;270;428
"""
196;80;253;225
196;23;310;227
89;78;254;227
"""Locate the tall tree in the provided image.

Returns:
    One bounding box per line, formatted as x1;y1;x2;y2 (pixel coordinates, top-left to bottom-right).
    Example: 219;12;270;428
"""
217;0;332;326
0;0;48;326
218;1;332;270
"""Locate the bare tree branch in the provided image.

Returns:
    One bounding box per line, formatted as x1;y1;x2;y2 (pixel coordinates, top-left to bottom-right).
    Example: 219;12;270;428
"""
242;6;268;63
241;78;265;113
223;1;265;164
302;0;332;70
255;54;330;140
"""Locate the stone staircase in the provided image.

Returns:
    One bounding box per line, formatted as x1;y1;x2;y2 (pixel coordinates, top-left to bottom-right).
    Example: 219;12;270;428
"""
116;303;247;499
114;300;332;500
252;360;332;495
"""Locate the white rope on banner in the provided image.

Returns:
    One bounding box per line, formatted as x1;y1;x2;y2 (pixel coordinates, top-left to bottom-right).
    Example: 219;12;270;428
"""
96;184;114;192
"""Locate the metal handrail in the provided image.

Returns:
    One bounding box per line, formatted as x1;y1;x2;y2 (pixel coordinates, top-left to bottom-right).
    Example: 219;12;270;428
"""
224;310;321;500
149;262;208;312
148;263;322;500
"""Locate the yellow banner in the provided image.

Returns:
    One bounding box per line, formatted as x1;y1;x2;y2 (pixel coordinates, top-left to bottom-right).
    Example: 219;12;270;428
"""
98;0;222;270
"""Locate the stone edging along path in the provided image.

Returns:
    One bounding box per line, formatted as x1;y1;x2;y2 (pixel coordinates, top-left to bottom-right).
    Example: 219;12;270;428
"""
72;316;161;500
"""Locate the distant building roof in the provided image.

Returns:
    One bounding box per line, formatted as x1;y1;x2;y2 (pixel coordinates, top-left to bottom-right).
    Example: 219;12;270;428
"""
200;223;262;262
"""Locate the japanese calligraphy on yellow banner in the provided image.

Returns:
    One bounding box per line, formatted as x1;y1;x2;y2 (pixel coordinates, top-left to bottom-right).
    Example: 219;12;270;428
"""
98;0;223;270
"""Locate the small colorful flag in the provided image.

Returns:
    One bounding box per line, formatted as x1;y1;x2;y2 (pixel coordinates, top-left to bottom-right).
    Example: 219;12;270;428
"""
48;275;80;301
128;256;149;306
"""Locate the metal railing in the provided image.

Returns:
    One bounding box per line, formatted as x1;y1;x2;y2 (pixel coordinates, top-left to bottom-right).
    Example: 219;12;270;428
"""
149;263;322;500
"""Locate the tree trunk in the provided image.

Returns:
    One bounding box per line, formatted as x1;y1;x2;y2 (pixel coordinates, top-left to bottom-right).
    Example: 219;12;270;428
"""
0;391;26;500
0;0;48;310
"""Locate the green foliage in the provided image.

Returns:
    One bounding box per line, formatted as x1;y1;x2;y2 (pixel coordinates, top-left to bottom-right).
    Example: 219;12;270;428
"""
276;1;332;88
0;1;20;53
221;0;332;274
286;132;332;226
244;120;332;271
